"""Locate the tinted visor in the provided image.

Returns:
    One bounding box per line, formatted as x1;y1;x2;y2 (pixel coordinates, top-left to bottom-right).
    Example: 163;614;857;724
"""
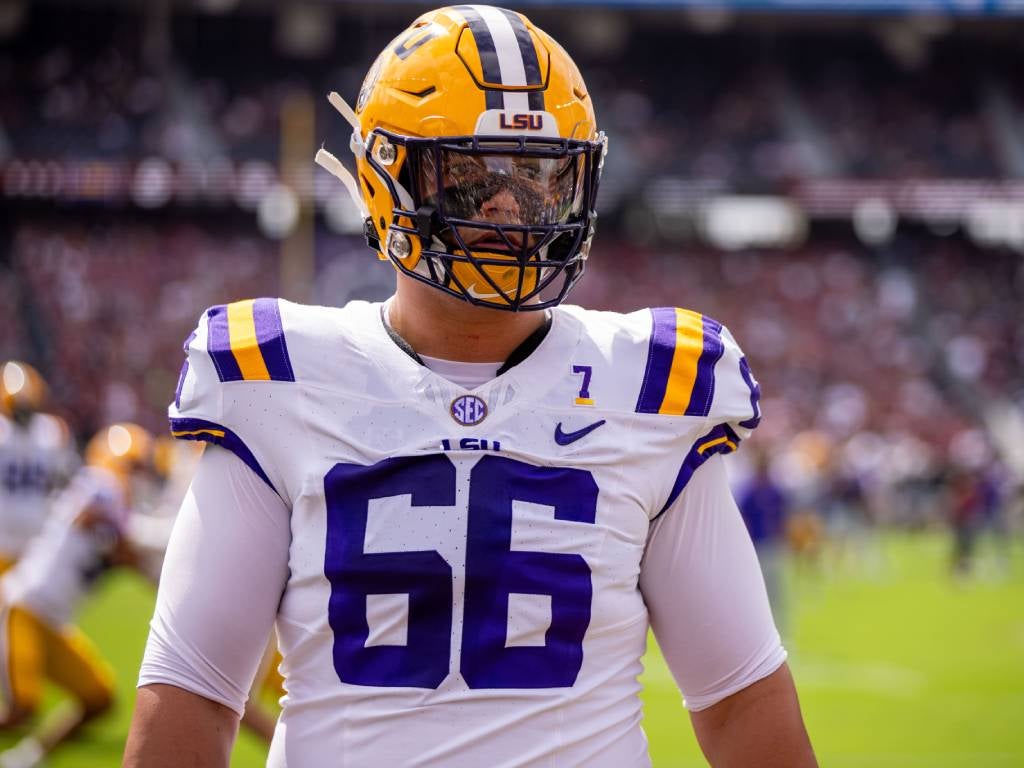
416;149;584;227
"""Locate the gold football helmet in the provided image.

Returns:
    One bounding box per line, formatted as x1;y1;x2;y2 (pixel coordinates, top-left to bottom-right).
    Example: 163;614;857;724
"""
1;361;49;423
84;423;154;480
317;5;606;310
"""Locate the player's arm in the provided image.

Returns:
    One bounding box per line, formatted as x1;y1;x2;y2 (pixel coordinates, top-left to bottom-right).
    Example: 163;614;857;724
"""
690;662;813;768
125;684;238;768
123;445;290;768
639;454;816;767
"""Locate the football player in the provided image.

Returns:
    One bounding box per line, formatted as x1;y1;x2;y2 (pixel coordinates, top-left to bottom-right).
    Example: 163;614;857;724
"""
0;361;77;574
0;423;154;768
126;6;817;767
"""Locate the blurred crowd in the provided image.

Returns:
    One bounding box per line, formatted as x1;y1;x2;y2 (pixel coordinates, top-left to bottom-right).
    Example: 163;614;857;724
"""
579;233;1024;549
3;217;1023;553
0;5;1019;766
0;217;278;436
3;6;1024;194
2;2;1023;562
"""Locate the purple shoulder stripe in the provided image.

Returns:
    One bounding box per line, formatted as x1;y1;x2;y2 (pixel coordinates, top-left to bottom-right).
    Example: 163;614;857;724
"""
684;315;725;417
738;356;762;429
635;307;677;414
252;298;295;382
174;330;197;409
168;417;278;496
654;423;741;520
205;305;243;382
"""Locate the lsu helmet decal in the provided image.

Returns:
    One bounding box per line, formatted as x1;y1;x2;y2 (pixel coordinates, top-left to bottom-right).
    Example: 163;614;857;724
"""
316;4;607;311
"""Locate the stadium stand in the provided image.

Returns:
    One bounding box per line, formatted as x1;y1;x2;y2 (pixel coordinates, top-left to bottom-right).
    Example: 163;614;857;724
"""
2;1;1022;531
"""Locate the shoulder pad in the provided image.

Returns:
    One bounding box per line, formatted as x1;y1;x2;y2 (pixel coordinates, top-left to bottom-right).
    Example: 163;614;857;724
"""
635;307;724;417
202;298;295;383
633;307;759;431
648;312;762;517
168;298;296;497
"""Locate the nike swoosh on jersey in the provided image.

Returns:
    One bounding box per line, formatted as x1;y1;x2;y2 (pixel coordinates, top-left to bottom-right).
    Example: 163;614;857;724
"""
554;419;607;446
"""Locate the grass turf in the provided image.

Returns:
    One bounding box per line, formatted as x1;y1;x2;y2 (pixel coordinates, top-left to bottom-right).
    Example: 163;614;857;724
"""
2;531;1021;767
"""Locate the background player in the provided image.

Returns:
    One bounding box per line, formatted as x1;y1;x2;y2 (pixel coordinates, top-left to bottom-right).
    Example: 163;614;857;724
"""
0;424;153;768
0;362;78;574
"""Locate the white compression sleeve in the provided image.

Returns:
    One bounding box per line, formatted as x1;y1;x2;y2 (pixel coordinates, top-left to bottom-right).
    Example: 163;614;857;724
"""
138;445;291;715
639;453;786;712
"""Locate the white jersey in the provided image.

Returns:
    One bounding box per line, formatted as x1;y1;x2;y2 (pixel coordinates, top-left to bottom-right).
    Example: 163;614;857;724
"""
163;297;765;767
0;413;77;562
126;442;203;582
2;466;127;627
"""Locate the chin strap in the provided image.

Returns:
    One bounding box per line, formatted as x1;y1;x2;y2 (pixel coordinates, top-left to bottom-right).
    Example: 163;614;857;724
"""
315;91;369;220
325;91;364;160
314;147;368;220
316;90;423;256
327;91;359;133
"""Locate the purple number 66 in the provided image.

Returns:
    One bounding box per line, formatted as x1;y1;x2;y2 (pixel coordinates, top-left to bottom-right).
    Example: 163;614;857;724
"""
323;454;598;689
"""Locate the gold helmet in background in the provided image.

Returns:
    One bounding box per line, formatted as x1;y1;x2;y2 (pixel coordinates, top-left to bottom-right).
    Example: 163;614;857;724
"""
1;360;49;422
84;423;154;480
317;5;606;311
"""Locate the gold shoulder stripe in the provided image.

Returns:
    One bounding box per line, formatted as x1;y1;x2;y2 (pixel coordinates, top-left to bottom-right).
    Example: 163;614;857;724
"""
227;299;272;381
171;428;226;439
659;308;705;415
696;435;738;455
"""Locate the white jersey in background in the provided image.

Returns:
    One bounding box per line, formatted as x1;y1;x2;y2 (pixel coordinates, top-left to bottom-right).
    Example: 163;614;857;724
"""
141;298;782;768
126;442;203;583
2;466;127;628
0;413;77;567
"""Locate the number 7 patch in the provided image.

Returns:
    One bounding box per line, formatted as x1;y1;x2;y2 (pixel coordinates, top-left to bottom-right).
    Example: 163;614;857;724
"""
571;364;594;406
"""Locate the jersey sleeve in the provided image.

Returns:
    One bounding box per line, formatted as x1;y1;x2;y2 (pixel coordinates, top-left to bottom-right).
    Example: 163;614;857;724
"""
138;445;290;714
636;309;761;518
169;299;296;498
639;453;785;711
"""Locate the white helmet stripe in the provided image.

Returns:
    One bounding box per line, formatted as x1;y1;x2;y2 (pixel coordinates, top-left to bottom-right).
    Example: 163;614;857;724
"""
453;5;504;110
457;5;544;115
471;5;530;113
497;7;545;111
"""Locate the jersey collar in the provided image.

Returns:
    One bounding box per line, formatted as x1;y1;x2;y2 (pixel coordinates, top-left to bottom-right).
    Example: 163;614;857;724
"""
365;301;580;418
379;304;553;376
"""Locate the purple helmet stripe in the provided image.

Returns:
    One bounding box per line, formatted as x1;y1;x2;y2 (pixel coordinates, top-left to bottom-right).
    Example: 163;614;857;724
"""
497;7;545;111
454;5;504;110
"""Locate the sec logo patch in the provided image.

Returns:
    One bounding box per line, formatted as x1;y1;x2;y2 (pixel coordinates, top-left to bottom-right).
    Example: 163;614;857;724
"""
450;394;487;426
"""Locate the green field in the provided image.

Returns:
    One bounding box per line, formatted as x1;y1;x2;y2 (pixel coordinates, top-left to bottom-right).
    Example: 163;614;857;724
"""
3;532;1022;767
